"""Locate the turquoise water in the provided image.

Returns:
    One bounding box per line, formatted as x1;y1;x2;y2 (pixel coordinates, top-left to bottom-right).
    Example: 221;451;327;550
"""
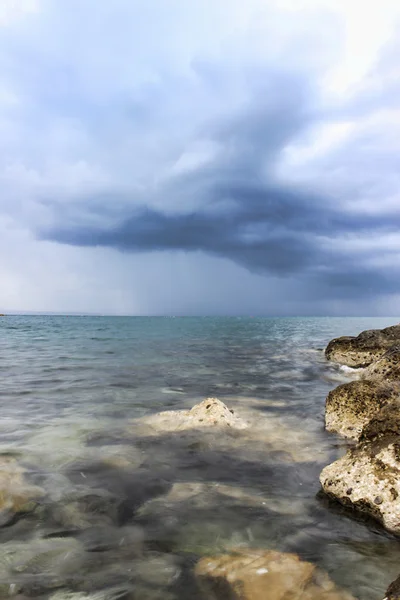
0;316;399;599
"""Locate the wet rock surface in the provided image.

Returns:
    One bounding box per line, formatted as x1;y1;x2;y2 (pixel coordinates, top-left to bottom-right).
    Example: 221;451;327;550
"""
320;396;400;534
362;346;400;383
0;456;45;526
325;380;399;441
361;399;400;440
320;441;400;534
325;324;400;368
320;323;400;600
0;537;87;596
321;324;400;537
195;549;356;600
134;397;248;433
135;481;289;555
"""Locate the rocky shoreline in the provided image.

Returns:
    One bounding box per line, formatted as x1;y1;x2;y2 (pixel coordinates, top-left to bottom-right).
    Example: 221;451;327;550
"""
321;323;400;599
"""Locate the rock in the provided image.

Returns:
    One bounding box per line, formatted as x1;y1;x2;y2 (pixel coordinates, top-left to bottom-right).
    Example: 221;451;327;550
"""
0;537;86;596
137;482;273;529
136;481;313;556
130;554;181;588
325;324;400;368
136;482;275;555
195;549;355;600
362;346;400;382
0;456;45;525
385;575;400;599
78;524;144;554
322;325;400;532
43;487;123;529
136;398;248;433
97;444;144;469
325;380;399;440
320;400;400;533
361;399;400;440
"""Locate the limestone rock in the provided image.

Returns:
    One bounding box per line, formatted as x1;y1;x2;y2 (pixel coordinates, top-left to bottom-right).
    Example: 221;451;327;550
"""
361;398;400;440
320;406;400;534
362;346;400;382
137;398;248;433
195;549;355;600
325;380;399;440
0;456;44;526
325;324;400;368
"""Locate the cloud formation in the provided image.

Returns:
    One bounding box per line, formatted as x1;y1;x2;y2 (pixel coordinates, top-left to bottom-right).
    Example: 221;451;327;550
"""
1;0;400;314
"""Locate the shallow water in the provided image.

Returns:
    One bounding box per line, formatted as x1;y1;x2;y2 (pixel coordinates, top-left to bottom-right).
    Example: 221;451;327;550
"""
0;316;400;599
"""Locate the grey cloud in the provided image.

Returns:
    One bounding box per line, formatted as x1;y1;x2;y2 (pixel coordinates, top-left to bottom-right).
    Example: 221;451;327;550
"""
2;0;400;314
38;74;400;300
37;73;321;276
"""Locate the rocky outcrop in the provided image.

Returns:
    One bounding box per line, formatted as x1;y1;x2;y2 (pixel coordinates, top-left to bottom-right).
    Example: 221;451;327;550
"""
135;397;248;433
320;399;400;534
0;456;45;526
195;549;355;600
320;324;400;536
325;324;400;368
362;346;400;382
325;380;399;440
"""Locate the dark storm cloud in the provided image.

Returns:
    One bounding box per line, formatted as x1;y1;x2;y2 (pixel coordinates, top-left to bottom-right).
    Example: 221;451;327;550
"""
37;70;321;274
39;73;400;300
42;186;400;295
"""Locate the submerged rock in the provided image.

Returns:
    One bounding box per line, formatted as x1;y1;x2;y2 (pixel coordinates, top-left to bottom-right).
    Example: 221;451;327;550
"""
49;591;128;600
135;397;248;433
362;346;400;382
0;456;45;526
320;399;400;534
136;481;278;555
325;325;400;368
78;524;144;554
195;549;355;600
0;537;86;596
42;487;123;530
325;380;399;440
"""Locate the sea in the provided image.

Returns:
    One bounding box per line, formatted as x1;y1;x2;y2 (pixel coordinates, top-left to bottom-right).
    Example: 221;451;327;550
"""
0;315;399;600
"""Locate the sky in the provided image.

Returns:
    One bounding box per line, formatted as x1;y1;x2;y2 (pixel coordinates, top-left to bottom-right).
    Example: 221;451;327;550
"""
1;0;400;316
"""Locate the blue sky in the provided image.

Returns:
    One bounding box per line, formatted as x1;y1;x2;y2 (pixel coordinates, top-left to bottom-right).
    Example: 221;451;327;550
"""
1;0;400;315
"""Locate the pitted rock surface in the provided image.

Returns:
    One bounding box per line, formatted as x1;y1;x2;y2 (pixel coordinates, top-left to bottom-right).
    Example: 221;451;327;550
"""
320;405;400;534
195;549;356;600
325;380;399;440
325;325;400;368
135;398;248;433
